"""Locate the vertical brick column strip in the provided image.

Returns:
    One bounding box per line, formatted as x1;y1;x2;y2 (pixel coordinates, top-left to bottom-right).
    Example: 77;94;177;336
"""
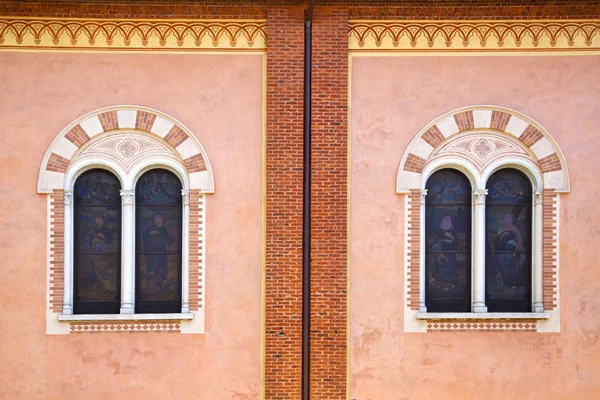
407;190;421;310
50;190;65;313
542;189;558;311
311;6;349;399
265;6;305;399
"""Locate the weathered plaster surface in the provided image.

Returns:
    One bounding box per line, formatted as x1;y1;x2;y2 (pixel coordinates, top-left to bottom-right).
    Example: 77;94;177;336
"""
350;55;600;399
0;53;263;399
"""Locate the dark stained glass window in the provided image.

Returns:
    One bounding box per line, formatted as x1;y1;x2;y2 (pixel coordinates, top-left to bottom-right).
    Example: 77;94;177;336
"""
73;169;121;314
425;169;472;312
485;169;532;312
135;169;182;313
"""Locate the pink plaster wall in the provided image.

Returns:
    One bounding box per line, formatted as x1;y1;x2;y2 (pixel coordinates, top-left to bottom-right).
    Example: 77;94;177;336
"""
0;53;263;399
350;55;600;399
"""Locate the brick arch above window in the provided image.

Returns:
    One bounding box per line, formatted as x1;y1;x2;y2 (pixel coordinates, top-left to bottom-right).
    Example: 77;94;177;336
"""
37;105;214;194
396;106;570;194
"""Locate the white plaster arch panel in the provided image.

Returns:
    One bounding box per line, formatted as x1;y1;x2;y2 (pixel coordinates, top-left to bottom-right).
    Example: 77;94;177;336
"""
396;105;570;193
37;105;215;194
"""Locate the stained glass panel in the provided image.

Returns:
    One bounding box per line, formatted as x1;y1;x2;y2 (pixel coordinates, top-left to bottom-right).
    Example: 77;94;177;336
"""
73;169;121;314
425;169;471;312
485;169;532;312
135;169;182;314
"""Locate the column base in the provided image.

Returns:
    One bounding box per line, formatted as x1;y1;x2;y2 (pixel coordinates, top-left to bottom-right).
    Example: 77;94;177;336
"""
62;305;73;315
181;306;190;314
532;304;544;313
472;305;488;313
120;306;135;314
419;305;427;313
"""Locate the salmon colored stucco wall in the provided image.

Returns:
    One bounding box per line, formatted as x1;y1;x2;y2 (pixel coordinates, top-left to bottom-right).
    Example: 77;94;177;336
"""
350;55;600;399
0;53;263;399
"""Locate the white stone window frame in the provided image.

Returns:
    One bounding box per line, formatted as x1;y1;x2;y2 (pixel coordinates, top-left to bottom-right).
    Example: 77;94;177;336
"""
60;156;192;318
417;156;545;316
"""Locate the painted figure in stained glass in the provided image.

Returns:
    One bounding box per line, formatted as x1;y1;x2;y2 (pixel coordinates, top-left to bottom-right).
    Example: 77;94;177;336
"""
485;169;532;311
425;169;471;312
73;170;121;312
142;213;176;288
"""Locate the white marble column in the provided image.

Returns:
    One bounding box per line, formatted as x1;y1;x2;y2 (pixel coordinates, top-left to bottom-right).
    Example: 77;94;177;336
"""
181;189;190;313
533;190;544;313
62;190;74;315
419;189;428;313
120;190;135;314
472;189;488;313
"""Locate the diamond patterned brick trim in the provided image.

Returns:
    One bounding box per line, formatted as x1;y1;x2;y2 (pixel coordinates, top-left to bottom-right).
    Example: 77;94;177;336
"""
70;320;181;334
427;319;538;332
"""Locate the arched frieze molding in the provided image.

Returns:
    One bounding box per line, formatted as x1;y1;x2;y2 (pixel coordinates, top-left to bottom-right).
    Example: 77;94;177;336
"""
396;105;570;193
37;105;214;194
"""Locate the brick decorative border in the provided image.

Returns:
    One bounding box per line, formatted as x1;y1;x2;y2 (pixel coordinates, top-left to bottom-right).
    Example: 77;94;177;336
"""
349;20;600;51
189;191;205;311
0;17;266;51
406;190;421;311
397;106;570;194
70;320;181;334
542;189;558;311
49;189;64;313
427;319;537;332
38;106;214;194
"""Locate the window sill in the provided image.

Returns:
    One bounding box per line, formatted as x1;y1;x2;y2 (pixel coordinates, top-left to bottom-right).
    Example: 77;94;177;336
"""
416;312;550;320
58;313;194;322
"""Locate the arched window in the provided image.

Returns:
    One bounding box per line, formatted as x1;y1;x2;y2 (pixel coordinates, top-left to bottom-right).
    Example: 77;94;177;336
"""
73;169;121;314
425;169;472;312
135;169;183;314
485;169;532;312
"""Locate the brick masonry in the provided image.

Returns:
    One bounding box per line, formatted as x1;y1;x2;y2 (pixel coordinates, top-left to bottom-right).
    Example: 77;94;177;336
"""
49;190;64;313
265;6;305;399
542;189;558;311
407;189;421;311
311;6;348;399
427;319;537;332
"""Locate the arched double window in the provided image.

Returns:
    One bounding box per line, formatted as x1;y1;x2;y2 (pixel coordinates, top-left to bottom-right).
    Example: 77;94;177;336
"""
424;167;535;313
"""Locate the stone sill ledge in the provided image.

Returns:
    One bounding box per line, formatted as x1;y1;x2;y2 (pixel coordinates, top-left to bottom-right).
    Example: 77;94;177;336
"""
417;312;550;320
58;313;194;322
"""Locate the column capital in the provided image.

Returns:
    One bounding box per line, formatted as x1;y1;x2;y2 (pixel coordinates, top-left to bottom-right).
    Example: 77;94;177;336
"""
535;190;543;205
419;189;428;205
473;189;488;205
181;189;190;206
120;190;135;205
63;190;73;206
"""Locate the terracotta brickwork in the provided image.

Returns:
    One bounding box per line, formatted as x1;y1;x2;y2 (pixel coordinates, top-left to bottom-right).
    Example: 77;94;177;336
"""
427;319;537;332
183;154;207;173
46;153;70;174
403;153;427;173
135;111;157;132
490;110;511;131
265;6;305;399
64;125;90;148
311;6;348;399
542;189;558;311
49;190;64;313
165;125;191;148
189;191;205;311
422;125;445;148
454;110;474;132
539;153;562;173
405;189;421;311
98;111;119;132
70;320;181;334
519;125;544;148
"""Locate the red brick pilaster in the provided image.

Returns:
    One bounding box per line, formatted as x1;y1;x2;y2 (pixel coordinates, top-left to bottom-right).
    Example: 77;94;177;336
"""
265;5;305;399
311;6;348;399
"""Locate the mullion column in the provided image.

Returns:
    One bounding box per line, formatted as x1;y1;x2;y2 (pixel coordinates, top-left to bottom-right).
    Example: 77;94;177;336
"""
472;189;488;313
120;190;135;314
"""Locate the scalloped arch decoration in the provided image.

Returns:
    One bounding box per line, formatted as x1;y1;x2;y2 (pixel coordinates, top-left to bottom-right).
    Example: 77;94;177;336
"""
37;105;215;193
396;105;570;193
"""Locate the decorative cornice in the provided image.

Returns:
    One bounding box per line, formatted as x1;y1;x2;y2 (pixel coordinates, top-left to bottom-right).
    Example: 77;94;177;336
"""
0;17;266;51
349;20;600;52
